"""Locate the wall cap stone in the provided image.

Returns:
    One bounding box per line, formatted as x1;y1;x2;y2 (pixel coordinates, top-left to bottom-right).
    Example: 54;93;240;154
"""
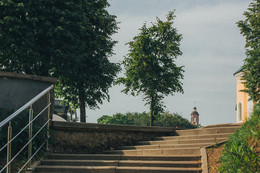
0;71;57;83
52;121;177;133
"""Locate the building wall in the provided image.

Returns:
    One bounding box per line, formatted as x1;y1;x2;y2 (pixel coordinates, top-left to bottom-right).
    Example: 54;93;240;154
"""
0;71;56;121
236;75;247;123
191;115;199;125
235;72;253;123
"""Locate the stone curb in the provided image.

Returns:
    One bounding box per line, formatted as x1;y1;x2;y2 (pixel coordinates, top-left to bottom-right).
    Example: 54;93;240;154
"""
200;147;208;173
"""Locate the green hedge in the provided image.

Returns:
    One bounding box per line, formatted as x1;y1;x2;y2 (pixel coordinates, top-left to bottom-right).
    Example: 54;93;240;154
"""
219;103;260;173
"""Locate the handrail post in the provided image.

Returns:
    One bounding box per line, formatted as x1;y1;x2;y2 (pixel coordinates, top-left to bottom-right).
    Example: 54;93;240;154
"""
27;105;33;170
6;121;12;173
46;92;50;151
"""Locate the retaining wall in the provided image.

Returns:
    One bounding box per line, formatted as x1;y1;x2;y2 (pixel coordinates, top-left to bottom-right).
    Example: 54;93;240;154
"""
51;121;176;154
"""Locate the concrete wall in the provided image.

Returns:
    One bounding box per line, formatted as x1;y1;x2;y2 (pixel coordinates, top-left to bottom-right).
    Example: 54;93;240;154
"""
51;121;177;154
0;71;57;122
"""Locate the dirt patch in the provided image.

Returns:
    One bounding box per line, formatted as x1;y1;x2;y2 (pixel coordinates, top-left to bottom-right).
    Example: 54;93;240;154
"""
207;144;225;173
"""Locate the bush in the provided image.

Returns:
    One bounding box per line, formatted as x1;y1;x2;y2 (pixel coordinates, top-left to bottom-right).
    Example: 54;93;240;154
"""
219;103;260;173
97;112;197;128
153;112;197;128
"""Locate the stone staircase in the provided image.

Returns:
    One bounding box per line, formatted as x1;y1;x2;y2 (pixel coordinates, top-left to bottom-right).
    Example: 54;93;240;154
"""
34;124;241;173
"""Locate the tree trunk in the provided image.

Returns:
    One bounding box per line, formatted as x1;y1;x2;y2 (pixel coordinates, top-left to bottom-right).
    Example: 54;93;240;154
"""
150;96;154;127
74;109;78;121
79;88;86;122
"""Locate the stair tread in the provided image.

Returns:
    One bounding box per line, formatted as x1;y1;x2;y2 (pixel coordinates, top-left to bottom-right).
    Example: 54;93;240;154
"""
110;147;201;150
154;133;233;139
37;165;202;170
43;159;201;164
203;123;242;128
106;147;201;152
175;126;240;136
117;166;202;170
139;137;228;142
119;142;214;148
136;138;227;145
177;126;240;131
48;154;201;157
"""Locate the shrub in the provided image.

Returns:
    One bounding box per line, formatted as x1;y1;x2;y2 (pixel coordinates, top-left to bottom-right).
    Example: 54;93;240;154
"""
97;112;197;128
219;103;260;173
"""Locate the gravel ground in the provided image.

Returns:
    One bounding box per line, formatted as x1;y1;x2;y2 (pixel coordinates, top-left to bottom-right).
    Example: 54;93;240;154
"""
206;144;225;173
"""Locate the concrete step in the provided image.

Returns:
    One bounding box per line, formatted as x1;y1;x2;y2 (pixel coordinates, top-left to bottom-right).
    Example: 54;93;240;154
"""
47;154;201;161
35;165;202;173
118;142;213;150
136;138;227;145
175;126;240;136
116;167;202;173
34;125;242;173
41;159;201;168
104;148;201;156
153;133;232;141
203;123;242;128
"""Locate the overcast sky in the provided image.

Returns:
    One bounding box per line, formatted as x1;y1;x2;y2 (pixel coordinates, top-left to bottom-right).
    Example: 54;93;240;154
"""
85;0;251;126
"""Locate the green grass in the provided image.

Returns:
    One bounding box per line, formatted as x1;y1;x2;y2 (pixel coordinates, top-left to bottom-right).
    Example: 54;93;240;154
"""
219;103;260;173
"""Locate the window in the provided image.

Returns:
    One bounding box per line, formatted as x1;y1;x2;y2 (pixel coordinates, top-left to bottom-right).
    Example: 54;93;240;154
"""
238;103;242;122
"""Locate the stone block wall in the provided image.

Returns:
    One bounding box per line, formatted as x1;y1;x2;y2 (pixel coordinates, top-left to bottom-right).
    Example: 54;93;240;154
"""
51;121;176;154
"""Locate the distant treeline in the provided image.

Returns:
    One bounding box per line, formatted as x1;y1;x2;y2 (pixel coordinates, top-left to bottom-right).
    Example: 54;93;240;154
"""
97;112;197;129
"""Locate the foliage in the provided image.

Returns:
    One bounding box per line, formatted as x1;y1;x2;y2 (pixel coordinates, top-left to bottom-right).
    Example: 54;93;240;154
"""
116;11;184;126
219;102;260;173
237;0;260;102
98;112;150;126
97;112;197;128
0;0;120;122
153;112;196;128
54;0;120;122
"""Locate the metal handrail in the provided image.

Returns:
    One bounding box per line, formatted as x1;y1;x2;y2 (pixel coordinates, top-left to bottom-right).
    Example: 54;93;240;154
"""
1;119;51;172
18;137;48;173
0;103;51;152
0;85;54;173
0;85;54;128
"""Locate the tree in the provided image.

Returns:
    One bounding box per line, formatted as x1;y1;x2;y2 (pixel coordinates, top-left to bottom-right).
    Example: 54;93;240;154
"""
97;112;196;129
237;0;260;103
53;0;120;122
0;0;120;122
116;11;184;126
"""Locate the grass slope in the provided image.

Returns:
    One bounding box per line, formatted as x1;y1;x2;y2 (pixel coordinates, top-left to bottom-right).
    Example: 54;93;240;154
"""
219;103;260;173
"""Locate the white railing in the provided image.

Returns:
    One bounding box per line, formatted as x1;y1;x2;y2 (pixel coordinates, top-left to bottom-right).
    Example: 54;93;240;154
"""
0;85;54;173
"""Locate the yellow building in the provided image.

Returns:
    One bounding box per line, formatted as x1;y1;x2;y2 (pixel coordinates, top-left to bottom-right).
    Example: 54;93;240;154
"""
234;68;254;123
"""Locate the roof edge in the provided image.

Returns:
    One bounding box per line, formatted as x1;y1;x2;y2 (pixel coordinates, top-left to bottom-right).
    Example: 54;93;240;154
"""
0;71;57;83
233;67;244;76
